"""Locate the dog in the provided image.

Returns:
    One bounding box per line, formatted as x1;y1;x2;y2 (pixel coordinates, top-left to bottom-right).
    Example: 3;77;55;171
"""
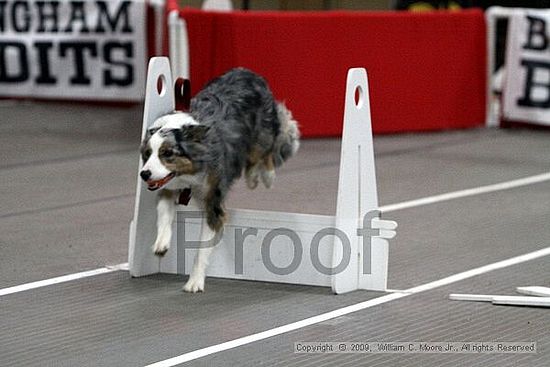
139;68;300;292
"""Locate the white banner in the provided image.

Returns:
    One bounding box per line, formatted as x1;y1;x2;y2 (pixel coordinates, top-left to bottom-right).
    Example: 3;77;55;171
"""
503;9;550;125
0;0;146;101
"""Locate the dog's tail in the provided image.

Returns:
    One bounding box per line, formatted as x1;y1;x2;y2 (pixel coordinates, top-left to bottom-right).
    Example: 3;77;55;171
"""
273;103;300;167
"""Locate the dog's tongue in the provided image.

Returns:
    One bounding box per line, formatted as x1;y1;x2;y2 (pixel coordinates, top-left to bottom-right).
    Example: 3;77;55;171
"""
178;188;192;205
147;173;174;190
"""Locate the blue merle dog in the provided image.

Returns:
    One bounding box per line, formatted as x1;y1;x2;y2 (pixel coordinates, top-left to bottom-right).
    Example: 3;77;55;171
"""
139;68;300;292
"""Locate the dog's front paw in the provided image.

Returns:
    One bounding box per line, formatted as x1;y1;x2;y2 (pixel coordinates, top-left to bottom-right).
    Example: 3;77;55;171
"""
183;272;205;293
152;226;172;257
152;239;170;257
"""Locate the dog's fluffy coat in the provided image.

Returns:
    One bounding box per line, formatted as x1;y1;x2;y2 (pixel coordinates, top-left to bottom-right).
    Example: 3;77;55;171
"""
140;68;299;292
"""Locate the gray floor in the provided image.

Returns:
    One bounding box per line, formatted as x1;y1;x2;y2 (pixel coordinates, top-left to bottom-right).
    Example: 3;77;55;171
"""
1;101;549;366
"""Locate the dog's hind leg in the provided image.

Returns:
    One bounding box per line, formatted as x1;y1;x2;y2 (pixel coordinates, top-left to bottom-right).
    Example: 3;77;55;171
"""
245;146;263;189
260;153;276;189
245;162;260;189
153;190;176;256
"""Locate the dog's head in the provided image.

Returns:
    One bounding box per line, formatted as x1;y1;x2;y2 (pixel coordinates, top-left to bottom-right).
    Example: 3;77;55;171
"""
139;113;208;191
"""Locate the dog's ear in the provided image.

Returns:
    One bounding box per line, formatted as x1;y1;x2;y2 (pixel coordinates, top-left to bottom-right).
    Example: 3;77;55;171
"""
143;127;159;142
139;138;151;162
147;127;160;136
141;128;156;157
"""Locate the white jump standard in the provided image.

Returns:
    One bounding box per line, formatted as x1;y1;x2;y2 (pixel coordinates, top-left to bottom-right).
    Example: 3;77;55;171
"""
128;57;396;294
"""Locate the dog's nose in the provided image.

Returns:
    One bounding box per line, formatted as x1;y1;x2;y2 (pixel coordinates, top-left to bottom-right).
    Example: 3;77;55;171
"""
140;170;152;181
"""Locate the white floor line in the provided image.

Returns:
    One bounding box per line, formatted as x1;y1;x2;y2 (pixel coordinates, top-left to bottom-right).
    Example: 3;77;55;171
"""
143;246;550;367
0;263;128;297
2;172;549;298
379;172;550;213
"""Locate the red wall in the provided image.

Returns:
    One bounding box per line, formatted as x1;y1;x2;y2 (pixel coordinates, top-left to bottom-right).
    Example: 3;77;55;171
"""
180;9;486;136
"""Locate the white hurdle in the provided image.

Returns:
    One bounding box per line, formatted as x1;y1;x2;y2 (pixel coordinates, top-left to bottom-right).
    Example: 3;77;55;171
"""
128;57;396;294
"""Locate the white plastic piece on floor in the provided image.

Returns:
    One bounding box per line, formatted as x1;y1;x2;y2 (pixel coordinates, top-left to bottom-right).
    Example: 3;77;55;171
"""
450;292;550;307
449;293;499;302
516;286;550;297
491;296;550;307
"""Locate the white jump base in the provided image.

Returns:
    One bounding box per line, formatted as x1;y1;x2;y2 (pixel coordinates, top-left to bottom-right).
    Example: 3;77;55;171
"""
128;57;396;294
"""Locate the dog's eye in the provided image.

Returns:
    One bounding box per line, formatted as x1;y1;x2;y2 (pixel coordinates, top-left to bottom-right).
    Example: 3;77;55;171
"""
161;148;174;158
